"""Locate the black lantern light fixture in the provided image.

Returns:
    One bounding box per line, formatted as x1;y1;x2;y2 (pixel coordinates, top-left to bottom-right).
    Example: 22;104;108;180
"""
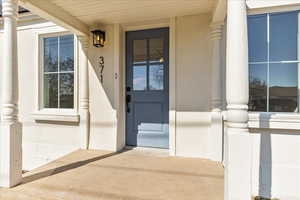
91;30;106;47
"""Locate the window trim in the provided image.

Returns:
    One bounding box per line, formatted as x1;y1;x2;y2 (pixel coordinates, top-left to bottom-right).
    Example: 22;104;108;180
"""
32;28;79;122
249;112;300;130
248;5;300;16
248;10;300;113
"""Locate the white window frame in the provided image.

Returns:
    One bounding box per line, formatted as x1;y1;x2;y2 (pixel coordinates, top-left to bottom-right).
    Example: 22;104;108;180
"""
248;7;300;129
32;26;79;122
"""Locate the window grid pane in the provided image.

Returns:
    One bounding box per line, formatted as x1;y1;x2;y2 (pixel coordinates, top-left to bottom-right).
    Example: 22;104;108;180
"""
269;11;298;62
249;64;268;112
44;73;58;108
44;37;58;72
60;35;74;72
60;72;74;108
248;14;268;62
269;63;298;112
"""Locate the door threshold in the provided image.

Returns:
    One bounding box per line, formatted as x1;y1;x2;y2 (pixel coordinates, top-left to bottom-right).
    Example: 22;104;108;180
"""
124;146;170;157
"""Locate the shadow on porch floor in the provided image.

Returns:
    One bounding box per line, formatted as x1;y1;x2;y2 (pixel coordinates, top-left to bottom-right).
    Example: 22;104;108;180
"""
0;149;224;200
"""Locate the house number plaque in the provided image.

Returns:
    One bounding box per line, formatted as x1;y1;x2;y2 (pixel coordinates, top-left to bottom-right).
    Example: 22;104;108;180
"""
99;56;104;83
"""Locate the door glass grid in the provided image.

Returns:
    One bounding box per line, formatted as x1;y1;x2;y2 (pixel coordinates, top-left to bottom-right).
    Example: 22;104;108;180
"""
133;65;147;91
132;38;164;91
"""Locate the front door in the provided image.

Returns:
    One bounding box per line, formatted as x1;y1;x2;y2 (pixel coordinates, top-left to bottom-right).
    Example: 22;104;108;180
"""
126;28;169;149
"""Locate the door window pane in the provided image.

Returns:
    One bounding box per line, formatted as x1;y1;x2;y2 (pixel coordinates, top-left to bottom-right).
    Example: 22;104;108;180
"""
248;14;268;62
249;64;268;112
149;64;164;90
44;74;58;108
59;35;74;72
44;37;58;72
133;65;147;91
269;63;298;112
270;12;298;61
60;73;74;108
133;40;147;64
149;38;164;63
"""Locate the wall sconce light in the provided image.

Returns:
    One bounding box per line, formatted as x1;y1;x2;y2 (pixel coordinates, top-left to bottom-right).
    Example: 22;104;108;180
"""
91;30;105;47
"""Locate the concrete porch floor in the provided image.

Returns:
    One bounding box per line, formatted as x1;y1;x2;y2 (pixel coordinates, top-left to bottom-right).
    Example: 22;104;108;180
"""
0;148;224;200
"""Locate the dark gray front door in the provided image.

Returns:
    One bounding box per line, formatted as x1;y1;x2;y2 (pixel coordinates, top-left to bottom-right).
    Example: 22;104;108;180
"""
126;28;169;149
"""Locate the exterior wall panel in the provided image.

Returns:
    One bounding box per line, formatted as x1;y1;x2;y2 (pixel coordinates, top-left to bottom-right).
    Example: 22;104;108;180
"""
250;129;300;200
175;14;213;158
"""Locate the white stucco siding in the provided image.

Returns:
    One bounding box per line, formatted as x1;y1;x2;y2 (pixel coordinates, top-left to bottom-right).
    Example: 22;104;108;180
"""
250;130;300;200
175;14;214;158
176;112;211;158
88;24;118;151
176;14;211;111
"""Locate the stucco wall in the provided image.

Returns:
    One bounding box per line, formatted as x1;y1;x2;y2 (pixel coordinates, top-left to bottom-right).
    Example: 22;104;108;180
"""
88;24;118;151
250;129;300;200
175;14;213;158
176;14;211;111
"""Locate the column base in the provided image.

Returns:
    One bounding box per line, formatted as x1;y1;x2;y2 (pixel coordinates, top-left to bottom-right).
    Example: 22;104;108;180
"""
79;109;90;149
225;128;252;200
0;122;22;188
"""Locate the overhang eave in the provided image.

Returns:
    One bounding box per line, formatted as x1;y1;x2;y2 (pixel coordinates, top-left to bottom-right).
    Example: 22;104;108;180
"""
19;0;89;36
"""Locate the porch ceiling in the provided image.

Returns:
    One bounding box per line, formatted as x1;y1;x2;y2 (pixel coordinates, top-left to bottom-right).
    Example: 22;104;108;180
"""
41;0;216;25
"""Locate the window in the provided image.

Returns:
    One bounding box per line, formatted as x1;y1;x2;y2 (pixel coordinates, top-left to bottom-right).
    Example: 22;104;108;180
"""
42;34;75;109
248;11;299;112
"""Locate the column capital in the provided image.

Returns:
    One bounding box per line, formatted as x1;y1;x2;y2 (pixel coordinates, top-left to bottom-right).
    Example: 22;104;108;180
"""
2;0;18;19
77;35;89;50
210;22;223;41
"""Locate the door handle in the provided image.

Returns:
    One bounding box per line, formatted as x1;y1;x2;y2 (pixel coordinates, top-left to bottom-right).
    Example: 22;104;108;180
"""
126;94;131;113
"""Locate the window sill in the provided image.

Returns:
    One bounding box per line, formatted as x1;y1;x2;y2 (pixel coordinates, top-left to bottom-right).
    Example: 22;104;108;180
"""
32;110;79;122
248;112;300;130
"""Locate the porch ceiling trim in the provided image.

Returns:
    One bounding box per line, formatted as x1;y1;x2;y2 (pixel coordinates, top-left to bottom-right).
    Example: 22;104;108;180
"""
19;0;89;36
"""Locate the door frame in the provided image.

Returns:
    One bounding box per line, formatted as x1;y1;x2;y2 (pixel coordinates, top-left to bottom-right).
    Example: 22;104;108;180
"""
114;18;177;155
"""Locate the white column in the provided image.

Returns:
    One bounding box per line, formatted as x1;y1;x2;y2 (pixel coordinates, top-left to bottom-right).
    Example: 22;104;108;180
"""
78;36;90;149
210;22;224;162
225;0;252;200
0;0;22;188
